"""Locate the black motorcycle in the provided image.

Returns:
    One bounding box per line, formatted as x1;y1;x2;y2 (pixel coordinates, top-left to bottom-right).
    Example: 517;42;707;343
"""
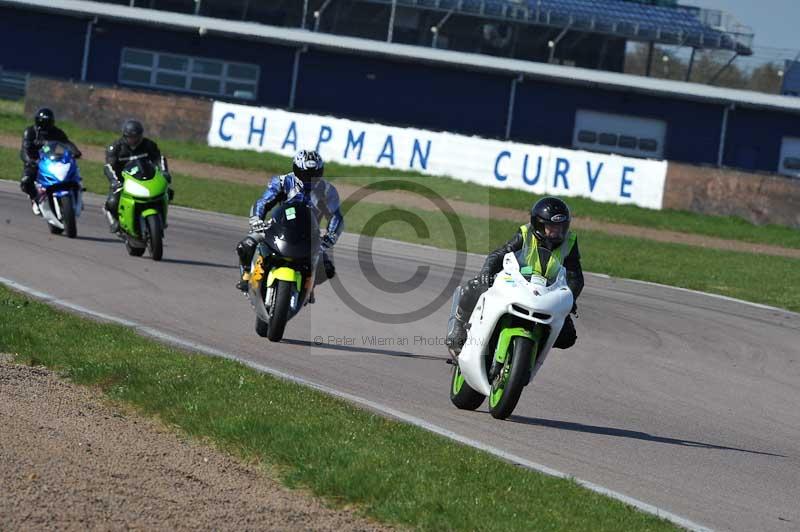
245;202;321;341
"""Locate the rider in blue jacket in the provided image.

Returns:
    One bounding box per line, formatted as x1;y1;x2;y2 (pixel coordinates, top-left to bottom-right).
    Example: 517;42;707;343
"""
236;150;344;293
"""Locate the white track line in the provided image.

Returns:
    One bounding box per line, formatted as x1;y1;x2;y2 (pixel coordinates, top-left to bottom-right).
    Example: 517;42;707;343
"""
1;276;712;532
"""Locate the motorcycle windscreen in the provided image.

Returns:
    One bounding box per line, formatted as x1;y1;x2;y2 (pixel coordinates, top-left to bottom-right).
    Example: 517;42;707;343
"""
38;142;76;184
40;142;72;162
265;203;321;260
122;159;157;181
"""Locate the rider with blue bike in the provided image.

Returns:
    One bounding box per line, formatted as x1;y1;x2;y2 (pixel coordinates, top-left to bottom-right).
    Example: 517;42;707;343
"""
19;108;81;215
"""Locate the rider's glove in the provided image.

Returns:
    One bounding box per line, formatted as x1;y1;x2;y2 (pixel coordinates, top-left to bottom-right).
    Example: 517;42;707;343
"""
478;272;494;286
249;215;266;233
571;302;578;316
321;233;336;251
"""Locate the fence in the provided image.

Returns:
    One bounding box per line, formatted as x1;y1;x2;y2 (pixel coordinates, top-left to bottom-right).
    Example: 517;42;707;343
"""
0;67;27;100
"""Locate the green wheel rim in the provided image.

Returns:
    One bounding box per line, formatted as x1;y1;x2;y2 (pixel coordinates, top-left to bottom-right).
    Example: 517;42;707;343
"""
452;366;466;395
489;359;512;408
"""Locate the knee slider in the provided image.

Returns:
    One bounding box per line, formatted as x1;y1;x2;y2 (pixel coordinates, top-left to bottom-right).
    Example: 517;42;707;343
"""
237;236;258;263
106;192;120;212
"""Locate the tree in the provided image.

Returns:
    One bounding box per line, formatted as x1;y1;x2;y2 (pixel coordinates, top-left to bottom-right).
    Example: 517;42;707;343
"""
624;43;781;94
748;62;783;94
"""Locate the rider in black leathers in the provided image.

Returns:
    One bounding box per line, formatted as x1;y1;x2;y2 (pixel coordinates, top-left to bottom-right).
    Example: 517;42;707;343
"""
103;119;172;232
20;108;81;209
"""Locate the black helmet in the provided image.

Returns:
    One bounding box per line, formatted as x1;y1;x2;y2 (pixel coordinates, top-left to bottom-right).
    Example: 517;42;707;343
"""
34;108;55;130
531;196;571;248
292;149;324;186
122;119;144;148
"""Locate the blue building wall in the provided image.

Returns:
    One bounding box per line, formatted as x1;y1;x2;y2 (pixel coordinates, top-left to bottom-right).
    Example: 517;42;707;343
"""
513;81;724;165
1;4;797;174
0;8;86;80
294;50;510;138
724;108;800;172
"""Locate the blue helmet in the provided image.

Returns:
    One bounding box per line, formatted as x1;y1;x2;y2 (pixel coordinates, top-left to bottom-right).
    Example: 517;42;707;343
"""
292;150;324;186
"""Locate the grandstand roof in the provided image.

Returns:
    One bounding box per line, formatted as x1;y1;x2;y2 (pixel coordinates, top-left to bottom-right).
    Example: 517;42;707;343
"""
3;0;797;115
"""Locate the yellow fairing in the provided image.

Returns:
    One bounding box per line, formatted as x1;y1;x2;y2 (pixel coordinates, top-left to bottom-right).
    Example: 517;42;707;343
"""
267;267;302;291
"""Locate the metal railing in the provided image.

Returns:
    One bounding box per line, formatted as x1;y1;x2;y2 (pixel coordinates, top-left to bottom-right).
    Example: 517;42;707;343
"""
365;0;754;53
0;67;27;100
97;0;756;53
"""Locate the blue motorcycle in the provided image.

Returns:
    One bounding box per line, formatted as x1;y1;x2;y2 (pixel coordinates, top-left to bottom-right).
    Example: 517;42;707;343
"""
35;141;83;238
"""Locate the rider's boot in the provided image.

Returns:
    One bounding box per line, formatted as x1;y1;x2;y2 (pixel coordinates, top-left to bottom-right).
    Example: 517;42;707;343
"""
322;252;336;279
236;269;250;292
31;200;41;217
446;287;468;353
104;208;120;233
446;315;468;353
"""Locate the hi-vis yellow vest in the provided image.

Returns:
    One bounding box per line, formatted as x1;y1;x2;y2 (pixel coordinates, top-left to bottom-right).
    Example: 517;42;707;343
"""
519;224;577;282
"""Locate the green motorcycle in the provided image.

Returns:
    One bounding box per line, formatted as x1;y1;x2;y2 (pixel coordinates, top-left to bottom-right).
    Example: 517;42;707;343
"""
113;159;170;261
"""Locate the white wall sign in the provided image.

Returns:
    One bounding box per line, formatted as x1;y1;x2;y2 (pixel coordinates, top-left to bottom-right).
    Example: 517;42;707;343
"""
208;101;668;209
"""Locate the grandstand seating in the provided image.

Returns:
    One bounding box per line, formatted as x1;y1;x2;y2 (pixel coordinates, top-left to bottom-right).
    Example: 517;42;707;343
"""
95;0;752;54
364;0;752;53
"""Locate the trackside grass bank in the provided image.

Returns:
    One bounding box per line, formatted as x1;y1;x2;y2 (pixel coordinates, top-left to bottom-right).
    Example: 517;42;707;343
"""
1;104;799;249
0;285;680;532
2;146;799;312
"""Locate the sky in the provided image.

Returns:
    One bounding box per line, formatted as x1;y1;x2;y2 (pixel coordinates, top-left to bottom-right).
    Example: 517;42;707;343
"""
682;0;799;60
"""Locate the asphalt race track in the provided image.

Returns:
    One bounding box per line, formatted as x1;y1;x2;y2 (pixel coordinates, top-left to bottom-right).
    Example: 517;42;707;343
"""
1;180;798;532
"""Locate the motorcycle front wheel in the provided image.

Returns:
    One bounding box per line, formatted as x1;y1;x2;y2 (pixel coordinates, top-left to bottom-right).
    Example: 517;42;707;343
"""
145;215;163;261
59;195;77;239
489;336;534;420
266;279;293;342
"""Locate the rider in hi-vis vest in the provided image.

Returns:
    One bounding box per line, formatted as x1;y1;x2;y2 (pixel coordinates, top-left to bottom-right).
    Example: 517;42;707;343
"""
446;196;584;353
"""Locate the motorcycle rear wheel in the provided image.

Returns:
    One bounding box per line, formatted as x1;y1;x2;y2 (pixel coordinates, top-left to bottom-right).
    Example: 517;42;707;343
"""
255;315;269;338
126;240;146;257
449;364;485;410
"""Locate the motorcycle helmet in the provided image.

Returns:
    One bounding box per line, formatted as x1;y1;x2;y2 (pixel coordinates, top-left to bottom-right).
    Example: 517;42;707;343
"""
122;119;144;149
531;196;571;248
292;149;324;187
34;108;55;130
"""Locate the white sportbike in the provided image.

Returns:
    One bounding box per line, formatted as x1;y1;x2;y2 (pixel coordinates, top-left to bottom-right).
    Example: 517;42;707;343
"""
449;251;574;419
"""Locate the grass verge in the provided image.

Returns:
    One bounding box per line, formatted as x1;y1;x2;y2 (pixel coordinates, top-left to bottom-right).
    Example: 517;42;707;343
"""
2;104;799;248
0;284;679;531
2;145;798;311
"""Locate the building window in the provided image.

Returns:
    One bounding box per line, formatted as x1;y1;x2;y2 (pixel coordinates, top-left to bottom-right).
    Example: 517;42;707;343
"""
573;110;666;159
598;133;618;146
618;135;637;149
118;48;259;100
779;137;800;177
784;157;800;171
577;130;597;143
639;138;659;152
